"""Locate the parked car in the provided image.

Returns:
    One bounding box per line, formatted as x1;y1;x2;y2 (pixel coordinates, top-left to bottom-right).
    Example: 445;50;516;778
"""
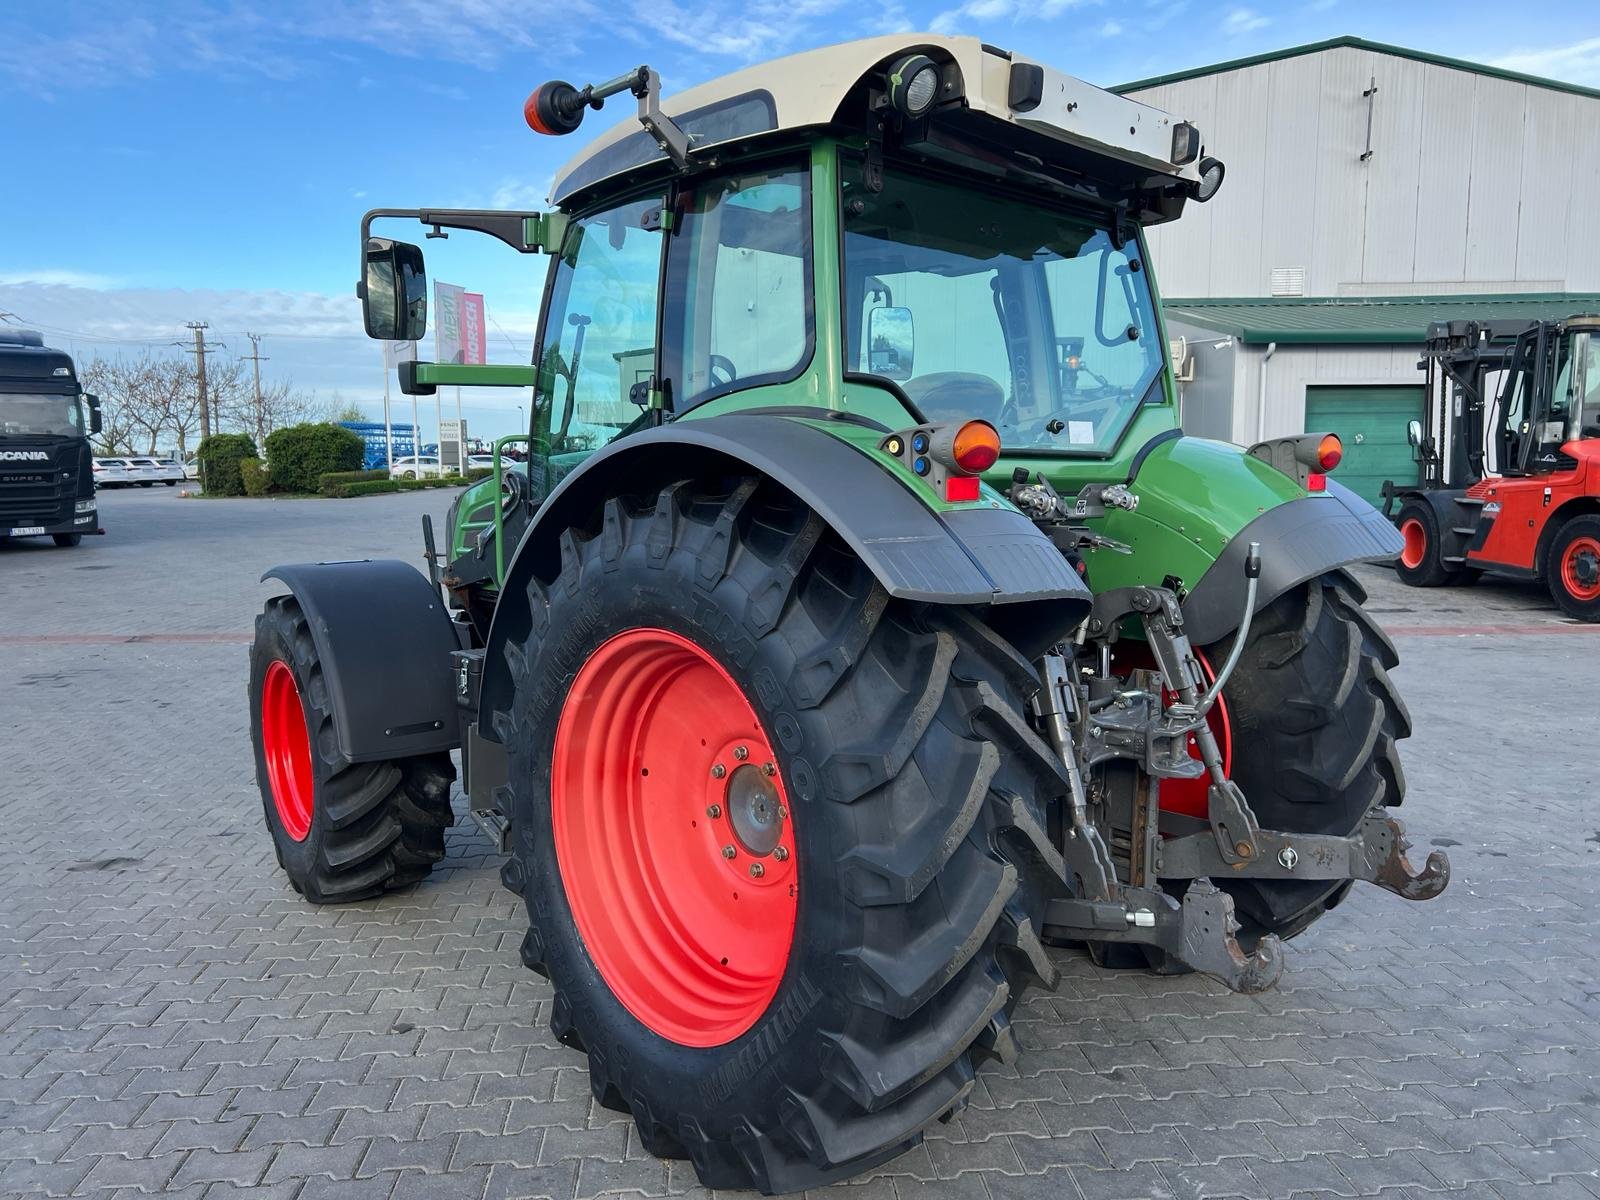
149;458;185;485
389;456;441;480
121;457;163;487
466;455;497;472
183;457;201;481
92;457;135;487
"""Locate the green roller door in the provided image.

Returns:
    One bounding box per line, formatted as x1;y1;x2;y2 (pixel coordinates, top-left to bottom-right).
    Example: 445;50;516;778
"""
1303;385;1424;507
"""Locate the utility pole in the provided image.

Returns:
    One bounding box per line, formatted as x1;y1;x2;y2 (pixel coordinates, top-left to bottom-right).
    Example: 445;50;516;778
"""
243;332;269;449
185;322;213;443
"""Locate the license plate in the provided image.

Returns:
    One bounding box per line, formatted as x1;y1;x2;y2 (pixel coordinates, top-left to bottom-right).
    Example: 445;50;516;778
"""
7;526;46;536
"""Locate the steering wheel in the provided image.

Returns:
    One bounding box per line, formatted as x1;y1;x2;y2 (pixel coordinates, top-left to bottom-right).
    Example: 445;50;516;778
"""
709;354;738;388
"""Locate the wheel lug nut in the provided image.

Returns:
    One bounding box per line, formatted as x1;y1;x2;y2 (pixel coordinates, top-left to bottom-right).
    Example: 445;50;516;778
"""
722;845;737;859
706;804;722;818
773;846;789;862
748;862;765;878
734;745;749;761
762;762;776;776
777;805;788;820
711;764;726;779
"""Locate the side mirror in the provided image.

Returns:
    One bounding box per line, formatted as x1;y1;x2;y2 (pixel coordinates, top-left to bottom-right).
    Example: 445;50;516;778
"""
85;393;102;435
867;306;914;381
363;238;428;340
1406;419;1422;448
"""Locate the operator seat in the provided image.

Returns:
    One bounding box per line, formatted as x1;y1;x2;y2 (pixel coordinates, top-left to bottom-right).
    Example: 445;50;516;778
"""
901;372;1006;425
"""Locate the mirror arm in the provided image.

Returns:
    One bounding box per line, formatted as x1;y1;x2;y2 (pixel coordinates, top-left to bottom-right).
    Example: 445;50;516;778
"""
358;207;557;298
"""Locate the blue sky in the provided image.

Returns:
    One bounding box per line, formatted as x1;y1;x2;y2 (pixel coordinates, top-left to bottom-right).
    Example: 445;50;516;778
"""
2;0;1597;437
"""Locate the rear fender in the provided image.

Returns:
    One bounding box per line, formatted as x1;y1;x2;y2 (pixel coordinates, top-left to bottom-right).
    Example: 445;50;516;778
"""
261;560;461;763
479;413;1093;739
1180;479;1402;644
1045;437;1400;645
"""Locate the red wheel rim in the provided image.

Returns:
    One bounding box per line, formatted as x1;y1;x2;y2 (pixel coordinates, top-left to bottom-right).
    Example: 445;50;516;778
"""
1562;536;1600;602
552;628;798;1047
1399;518;1427;570
1113;646;1231;820
262;659;314;842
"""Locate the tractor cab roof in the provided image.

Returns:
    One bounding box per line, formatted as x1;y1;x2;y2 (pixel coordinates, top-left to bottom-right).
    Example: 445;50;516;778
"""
550;35;1208;220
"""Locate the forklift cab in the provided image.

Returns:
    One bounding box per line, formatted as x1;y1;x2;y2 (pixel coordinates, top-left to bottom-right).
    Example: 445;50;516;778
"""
1492;318;1600;476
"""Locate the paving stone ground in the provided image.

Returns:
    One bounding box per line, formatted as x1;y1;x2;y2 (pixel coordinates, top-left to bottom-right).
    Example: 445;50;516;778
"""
2;486;1597;1200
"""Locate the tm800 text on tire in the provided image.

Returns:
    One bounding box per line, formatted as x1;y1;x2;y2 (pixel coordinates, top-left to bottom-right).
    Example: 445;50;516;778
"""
492;477;1073;1193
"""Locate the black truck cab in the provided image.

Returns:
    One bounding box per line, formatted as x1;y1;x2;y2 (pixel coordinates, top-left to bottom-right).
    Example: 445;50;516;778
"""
0;330;102;546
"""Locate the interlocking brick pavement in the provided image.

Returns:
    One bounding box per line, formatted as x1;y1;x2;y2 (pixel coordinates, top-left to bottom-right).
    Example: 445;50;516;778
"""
2;487;1597;1200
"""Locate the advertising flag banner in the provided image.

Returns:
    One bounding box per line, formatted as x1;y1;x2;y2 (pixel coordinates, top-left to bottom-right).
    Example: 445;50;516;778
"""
382;339;418;369
460;292;487;365
434;282;466;364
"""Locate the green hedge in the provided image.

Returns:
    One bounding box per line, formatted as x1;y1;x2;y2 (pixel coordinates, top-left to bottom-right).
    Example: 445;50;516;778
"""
321;474;478;498
239;457;271;496
264;423;365;494
194;433;259;496
328;479;401;498
465;467;493;481
317;467;389;496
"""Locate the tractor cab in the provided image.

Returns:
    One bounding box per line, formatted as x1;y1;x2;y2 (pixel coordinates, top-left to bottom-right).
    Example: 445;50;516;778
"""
355;37;1227;601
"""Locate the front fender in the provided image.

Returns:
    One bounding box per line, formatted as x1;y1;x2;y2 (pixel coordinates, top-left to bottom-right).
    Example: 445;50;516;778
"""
479;414;1092;737
261;560;461;763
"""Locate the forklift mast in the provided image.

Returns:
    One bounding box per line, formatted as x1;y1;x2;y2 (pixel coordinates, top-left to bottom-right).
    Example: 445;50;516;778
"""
1417;318;1531;489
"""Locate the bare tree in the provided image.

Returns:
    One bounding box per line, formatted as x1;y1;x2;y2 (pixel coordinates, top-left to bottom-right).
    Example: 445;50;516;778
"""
79;350;337;457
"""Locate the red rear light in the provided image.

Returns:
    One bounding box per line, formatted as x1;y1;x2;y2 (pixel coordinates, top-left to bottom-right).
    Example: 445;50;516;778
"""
1307;472;1327;492
944;475;981;503
1316;434;1342;471
951;420;1000;473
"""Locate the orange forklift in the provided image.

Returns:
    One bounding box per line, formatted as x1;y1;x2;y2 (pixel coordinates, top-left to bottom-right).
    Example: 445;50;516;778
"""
1382;314;1600;619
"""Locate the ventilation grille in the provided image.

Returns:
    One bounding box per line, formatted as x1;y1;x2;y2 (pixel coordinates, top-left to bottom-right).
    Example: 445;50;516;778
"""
1269;267;1306;297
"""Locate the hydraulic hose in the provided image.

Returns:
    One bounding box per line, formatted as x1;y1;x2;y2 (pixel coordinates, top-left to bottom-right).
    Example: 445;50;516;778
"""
1198;541;1261;715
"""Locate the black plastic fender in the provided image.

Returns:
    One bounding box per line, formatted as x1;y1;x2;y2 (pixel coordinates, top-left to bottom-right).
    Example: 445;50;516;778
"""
261;560;461;763
480;413;1092;736
1180;479;1404;645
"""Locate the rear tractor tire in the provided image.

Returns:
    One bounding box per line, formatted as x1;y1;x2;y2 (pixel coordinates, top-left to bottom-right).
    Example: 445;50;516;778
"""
1204;570;1410;945
494;477;1072;1193
249;594;456;903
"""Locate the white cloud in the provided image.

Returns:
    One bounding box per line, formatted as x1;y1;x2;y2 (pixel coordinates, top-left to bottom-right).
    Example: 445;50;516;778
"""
1222;7;1270;34
1100;19;1124;36
1491;36;1600;86
930;0;1094;36
0;269;125;290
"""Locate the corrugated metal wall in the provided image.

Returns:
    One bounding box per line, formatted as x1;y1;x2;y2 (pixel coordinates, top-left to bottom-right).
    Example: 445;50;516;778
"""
1129;47;1600;298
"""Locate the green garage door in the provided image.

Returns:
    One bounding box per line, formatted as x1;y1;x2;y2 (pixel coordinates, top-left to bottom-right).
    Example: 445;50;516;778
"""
1303;385;1424;507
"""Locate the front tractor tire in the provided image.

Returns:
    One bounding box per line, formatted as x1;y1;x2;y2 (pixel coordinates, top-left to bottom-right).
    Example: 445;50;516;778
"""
249;595;456;903
494;478;1071;1193
1205;571;1410;944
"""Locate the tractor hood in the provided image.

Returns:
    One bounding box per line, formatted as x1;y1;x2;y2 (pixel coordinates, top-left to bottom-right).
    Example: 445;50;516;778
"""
550;34;1206;208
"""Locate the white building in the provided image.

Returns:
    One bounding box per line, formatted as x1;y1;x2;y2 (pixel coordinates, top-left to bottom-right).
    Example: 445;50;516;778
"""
1117;36;1600;503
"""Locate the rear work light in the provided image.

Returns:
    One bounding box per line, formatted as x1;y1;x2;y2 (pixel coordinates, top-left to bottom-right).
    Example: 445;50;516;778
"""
1316;434;1343;472
949;420;1001;473
879;419;1001;504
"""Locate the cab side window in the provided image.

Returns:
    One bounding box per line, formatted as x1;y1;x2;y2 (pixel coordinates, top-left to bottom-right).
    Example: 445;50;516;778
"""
535;195;664;493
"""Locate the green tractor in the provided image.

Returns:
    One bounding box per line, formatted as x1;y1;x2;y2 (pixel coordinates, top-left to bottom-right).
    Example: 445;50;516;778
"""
249;36;1449;1192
